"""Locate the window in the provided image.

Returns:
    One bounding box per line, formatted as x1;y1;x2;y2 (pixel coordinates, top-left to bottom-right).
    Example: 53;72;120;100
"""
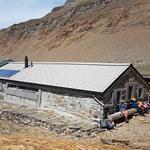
28;87;38;92
8;84;17;89
18;86;27;90
7;84;38;92
19;86;38;92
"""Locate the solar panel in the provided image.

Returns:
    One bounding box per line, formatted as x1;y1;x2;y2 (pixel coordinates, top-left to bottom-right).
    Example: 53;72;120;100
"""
0;69;20;78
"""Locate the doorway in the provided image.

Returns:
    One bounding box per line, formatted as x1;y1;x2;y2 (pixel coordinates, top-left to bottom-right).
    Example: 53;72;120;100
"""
128;86;133;100
116;91;121;103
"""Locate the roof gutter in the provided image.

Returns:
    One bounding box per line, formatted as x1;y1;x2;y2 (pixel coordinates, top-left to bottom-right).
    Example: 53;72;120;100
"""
93;95;104;107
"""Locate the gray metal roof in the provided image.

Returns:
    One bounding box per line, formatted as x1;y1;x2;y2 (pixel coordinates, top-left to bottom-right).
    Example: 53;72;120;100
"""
0;62;131;92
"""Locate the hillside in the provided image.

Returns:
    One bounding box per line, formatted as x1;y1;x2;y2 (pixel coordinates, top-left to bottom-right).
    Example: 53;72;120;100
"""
0;0;150;63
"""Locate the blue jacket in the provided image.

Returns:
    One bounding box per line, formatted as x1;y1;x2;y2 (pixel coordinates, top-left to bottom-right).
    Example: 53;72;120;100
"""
118;103;127;112
130;101;137;109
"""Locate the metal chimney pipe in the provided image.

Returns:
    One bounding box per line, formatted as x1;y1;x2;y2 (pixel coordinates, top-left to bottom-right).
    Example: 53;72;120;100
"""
31;61;33;67
24;56;29;68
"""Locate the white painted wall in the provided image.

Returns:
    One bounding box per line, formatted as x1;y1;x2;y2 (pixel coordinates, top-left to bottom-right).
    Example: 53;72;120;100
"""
5;88;39;107
6;94;38;107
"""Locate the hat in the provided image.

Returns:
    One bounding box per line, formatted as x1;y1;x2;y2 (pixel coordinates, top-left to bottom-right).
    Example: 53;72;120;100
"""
131;97;136;101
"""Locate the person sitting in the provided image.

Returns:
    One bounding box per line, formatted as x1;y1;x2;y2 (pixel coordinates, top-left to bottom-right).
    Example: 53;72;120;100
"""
137;99;145;115
118;100;128;123
143;101;150;113
130;97;138;109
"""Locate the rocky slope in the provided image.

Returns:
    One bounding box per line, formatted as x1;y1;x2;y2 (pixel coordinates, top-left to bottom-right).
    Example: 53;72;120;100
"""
0;0;150;63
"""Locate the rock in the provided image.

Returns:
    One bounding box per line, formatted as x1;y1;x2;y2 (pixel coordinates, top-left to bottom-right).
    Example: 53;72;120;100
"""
65;128;77;134
112;139;130;145
101;138;114;145
94;128;106;134
51;6;63;13
75;133;83;138
68;125;82;131
130;143;141;149
101;138;130;146
80;125;94;132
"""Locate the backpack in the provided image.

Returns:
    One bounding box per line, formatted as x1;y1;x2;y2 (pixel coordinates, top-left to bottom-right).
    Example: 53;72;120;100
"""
100;119;108;128
106;120;115;130
100;119;115;130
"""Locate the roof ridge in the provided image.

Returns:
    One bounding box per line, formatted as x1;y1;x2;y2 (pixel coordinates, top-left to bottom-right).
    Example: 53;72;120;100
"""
10;62;131;66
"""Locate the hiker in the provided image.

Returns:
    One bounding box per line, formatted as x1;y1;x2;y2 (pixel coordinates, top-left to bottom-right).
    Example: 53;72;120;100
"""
118;100;129;123
143;101;150;113
130;97;138;109
137;99;145;115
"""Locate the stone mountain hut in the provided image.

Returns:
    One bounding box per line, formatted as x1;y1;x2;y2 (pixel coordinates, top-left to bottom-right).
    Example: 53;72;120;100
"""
0;59;149;119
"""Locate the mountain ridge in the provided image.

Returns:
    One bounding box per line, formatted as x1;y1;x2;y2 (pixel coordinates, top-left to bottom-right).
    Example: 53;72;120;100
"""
0;0;150;63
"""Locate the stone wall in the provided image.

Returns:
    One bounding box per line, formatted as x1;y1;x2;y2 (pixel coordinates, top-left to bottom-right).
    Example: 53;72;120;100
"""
41;91;103;119
1;83;103;119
